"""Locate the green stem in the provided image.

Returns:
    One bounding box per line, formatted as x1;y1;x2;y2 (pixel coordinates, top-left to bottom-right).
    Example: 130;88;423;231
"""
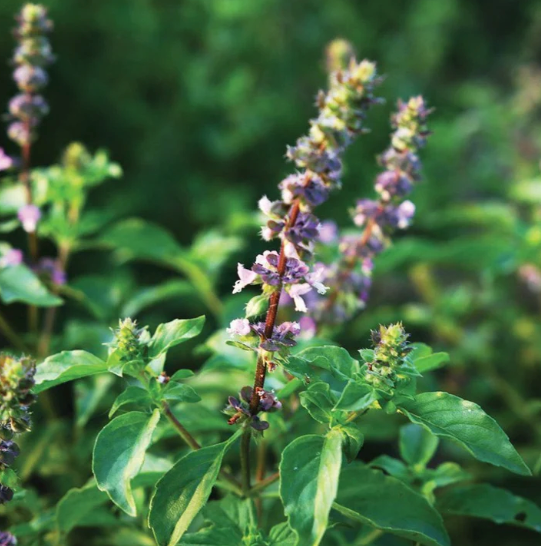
240;429;252;496
162;400;242;493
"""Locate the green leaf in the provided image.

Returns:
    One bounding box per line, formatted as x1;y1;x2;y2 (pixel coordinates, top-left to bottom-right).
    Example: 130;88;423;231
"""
299;382;335;425
149;434;240;546
34;351;108;393
369;455;411;482
335;463;450;546
413;352;450;374
109;386;153;418
0;264;62;306
280;429;343;546
293;346;358;380
93;410;160;516
398;392;531;475
122;279;194;317
437;484;541;533
268;522;297;545
56;482;109;534
399;424;439;467
98;218;185;265
334;381;377;412
149;316;205;358
338;423;364;462
162;382;201;404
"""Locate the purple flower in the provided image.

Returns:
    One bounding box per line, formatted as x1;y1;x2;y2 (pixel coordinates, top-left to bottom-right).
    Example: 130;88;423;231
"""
225;386;281;430
299;316;317;339
17;204;41;233
0;532;16;546
232;263;258;293
0;149;14;171
253;320;300;351
353;199;380;227
389;200;415;229
318;220;338;243
0;249;23;268
285;211;320;249
227;318;251;336
13;64;48;92
38;257;66;285
8;121;33;147
279;173;329;207
375;170;413;201
0;440;20;468
286;283;312;312
9;93;49;122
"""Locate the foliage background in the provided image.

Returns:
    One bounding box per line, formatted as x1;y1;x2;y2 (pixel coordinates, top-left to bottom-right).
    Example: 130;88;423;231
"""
1;0;541;545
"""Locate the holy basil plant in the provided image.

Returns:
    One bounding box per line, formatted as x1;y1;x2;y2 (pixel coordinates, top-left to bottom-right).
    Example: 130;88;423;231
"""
24;320;532;546
0;5;539;546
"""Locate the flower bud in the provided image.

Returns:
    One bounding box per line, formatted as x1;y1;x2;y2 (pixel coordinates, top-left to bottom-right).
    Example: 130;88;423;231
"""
110;318;148;362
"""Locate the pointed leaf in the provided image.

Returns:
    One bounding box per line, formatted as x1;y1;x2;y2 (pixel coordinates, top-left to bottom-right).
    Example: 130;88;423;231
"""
109;386;153;418
149;434;239;546
438;484;541;533
335;463;450;546
93;410;160;516
34;351;107;393
149;316;205;358
280;429;343;546
398;392;531;475
56;482;109;534
399;424;439;467
0;264;62;306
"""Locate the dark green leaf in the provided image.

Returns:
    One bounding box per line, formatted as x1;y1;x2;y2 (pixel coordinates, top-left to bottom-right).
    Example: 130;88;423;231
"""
162;382;201;403
335;463;450;546
299;382;335;425
438;484;541;533
149;433;239;546
399;424;439;467
56;482;109;534
93;410;160;516
334;381;377;412
398;392;531;475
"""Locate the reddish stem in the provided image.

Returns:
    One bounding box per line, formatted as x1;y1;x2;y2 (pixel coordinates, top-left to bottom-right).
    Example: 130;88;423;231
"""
249;201;301;414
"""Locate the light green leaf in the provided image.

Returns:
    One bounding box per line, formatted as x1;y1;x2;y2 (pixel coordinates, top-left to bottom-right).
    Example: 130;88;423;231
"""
398;392;531;475
149;433;240;546
149;316;206;358
438;484;541;533
413;352;450;373
34;351;108;393
56;481;109;534
399;424;439;467
109;386;153;418
93;410;160;516
299;382;335;425
0;264;62;306
335;463;450;546
280;429;343;546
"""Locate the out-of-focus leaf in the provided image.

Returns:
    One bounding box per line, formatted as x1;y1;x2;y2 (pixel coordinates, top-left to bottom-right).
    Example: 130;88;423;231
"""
0;264;62;306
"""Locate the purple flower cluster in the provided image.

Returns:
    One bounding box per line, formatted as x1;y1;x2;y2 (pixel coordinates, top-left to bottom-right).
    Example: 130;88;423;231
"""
0;532;16;545
226;58;382;421
0;354;36;505
315;97;432;322
226;386;282;431
8;4;54;147
228;318;301;353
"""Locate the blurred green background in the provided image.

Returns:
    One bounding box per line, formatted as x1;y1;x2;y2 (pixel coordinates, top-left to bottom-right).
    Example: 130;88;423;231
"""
2;1;541;545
